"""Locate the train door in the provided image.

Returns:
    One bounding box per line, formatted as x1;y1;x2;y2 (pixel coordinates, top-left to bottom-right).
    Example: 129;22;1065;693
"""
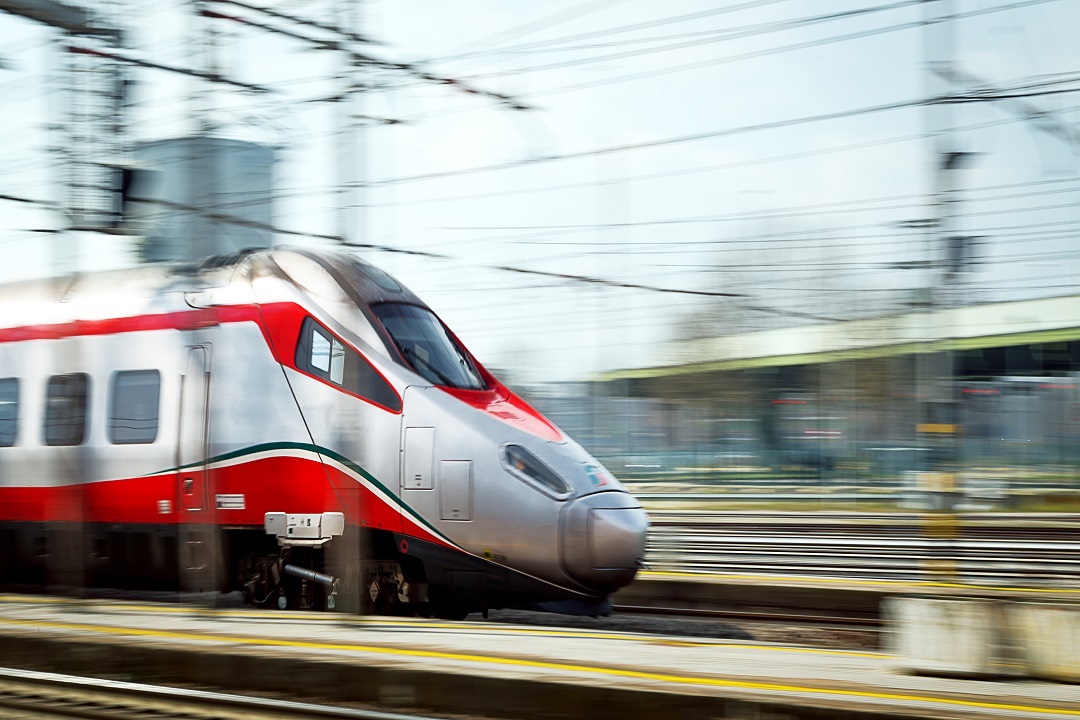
179;347;209;511
177;345;216;595
401;410;437;530
400;387;474;525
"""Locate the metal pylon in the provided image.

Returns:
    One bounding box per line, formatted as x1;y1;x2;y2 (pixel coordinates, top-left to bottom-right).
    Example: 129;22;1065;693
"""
60;1;126;231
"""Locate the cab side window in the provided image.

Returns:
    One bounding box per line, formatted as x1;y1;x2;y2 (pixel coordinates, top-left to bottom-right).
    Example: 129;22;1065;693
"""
0;378;18;447
44;373;89;446
297;318;339;382
296;317;401;412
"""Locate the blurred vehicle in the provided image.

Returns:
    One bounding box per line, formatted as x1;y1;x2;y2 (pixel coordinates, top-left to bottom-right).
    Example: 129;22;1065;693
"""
0;248;647;618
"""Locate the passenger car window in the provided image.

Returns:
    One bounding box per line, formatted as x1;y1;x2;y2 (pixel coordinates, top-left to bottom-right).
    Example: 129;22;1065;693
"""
0;378;18;447
44;373;89;446
295;317;401;412
109;370;161;444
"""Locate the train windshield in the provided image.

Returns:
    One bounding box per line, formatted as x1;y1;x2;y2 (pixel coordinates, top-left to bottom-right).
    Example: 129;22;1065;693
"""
372;303;485;390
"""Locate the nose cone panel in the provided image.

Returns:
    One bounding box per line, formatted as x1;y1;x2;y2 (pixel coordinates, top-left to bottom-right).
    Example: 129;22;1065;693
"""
590;507;648;571
562;492;648;594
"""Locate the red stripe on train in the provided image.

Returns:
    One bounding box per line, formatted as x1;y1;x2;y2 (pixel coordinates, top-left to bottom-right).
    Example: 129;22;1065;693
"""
0;455;456;551
0;302;404;415
0;303;293;360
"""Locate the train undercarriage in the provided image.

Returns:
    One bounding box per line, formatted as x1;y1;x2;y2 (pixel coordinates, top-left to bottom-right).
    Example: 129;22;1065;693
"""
0;518;594;620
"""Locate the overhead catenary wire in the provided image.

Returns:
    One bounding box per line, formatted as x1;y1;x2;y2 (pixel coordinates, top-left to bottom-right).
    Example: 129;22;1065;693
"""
422;0;794;65
406;191;1080;262
375;0;1062;129
185;102;1077;217
436;179;1080;235
426;0;641;65
367;252;1075;343
365;97;928;187
211;0;379;46
67;43;272;93
108;195;863;317
365;74;1075;188
461;1;921;81
373;106;1080;208
200;4;531;110
503;0;1064;99
2;0;1076;355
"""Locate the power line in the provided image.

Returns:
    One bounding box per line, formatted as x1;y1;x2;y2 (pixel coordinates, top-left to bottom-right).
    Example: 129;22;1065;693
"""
211;0;378;45
411;187;1080;261
489;265;742;299
465;1;920;81
425;0;793;65
515;0;1062;100
377;131;932;207
67;43;272;93
365;97;926;186
429;0;637;64
201;4;530;110
100;195;765;305
375;107;1080;207
0;193;54;206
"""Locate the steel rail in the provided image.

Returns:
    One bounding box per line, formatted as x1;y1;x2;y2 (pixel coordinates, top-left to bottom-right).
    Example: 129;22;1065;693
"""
640;511;1080;585
0;667;444;720
645;510;1080;523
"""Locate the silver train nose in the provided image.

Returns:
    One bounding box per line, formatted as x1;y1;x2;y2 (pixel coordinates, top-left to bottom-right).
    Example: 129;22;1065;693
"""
561;491;649;593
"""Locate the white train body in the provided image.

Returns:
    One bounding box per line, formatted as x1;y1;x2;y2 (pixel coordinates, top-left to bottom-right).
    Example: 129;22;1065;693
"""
0;249;647;616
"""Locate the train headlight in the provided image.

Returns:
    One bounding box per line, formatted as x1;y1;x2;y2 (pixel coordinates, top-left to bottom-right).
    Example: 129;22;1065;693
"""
501;444;570;499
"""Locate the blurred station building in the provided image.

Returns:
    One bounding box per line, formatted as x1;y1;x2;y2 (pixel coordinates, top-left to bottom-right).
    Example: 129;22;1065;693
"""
533;295;1080;501
134;137;275;263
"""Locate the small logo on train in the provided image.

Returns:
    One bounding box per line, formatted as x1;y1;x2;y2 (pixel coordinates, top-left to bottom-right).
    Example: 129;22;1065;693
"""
585;465;608;486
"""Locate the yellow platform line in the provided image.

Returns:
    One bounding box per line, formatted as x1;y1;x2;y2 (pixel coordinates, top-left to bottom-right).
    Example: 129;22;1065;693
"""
0;617;1074;717
0;595;880;657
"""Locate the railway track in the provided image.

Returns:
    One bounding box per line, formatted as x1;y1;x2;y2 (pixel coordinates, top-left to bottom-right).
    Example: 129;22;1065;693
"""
642;511;1080;585
0;667;447;720
612;603;880;629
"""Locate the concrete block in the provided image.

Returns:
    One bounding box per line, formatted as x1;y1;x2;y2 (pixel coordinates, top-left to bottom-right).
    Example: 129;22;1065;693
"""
1008;602;1080;683
884;597;1021;677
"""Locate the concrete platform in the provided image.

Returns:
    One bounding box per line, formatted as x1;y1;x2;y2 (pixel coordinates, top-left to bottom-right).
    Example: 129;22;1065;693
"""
0;595;1078;719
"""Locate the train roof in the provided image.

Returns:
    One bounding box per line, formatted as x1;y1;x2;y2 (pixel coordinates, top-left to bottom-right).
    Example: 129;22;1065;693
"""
0;248;426;328
274;248;426;309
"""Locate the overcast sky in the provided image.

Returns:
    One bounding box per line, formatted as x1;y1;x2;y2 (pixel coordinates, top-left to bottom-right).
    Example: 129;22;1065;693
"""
1;0;1078;382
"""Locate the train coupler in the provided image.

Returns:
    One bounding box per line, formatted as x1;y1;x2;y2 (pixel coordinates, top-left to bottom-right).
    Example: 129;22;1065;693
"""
264;512;345;547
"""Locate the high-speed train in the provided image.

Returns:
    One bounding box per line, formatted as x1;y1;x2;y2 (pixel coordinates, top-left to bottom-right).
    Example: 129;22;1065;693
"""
0;248;648;618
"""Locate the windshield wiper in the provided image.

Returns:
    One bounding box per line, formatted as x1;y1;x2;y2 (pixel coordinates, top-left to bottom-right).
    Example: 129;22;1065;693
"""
401;346;456;387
